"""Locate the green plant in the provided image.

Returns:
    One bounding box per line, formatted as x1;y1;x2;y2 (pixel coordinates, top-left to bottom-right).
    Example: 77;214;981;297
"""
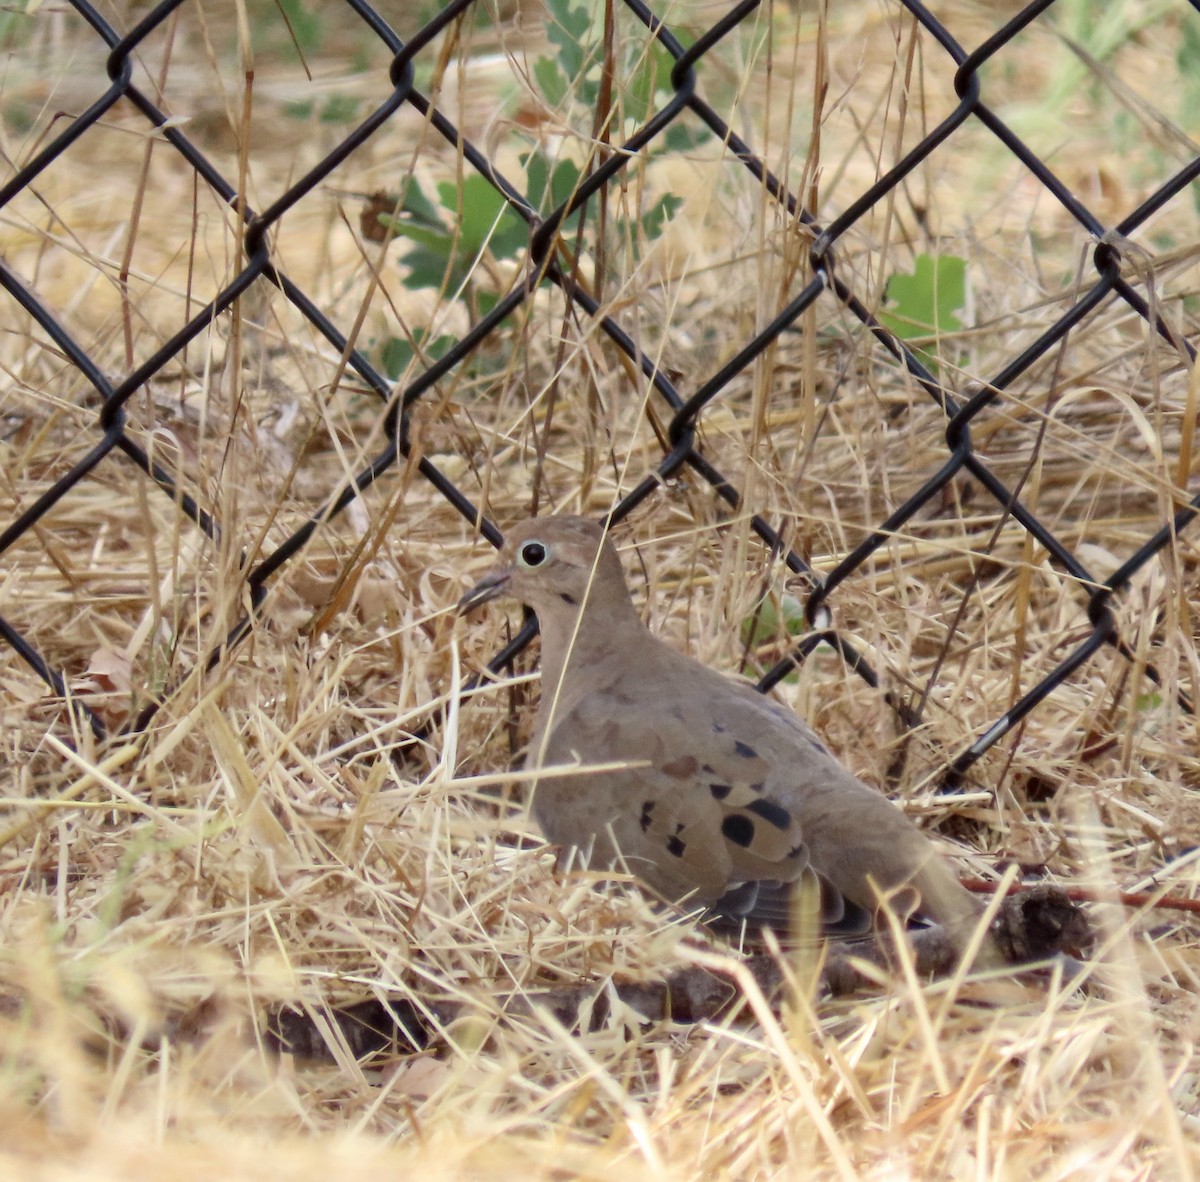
372;176;527;378
378;328;456;382
374;0;703;376
282;94;363;124
386;175;527;316
878;253;968;375
740;592;808;682
536;0;708;156
1177;17;1200;127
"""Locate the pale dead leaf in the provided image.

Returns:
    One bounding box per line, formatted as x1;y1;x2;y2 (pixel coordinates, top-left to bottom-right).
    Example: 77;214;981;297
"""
70;647;134;727
80;647;132;697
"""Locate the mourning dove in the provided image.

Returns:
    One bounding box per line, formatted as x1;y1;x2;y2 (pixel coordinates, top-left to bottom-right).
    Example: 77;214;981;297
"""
459;515;986;947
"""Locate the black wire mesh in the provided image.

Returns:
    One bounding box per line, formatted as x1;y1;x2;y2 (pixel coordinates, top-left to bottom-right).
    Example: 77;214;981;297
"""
3;0;1199;788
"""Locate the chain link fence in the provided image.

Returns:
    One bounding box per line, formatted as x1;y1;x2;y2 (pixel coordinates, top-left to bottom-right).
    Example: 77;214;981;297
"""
3;0;1199;788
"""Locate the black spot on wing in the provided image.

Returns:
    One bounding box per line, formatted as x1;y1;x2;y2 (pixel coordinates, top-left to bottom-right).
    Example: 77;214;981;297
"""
559;592;578;606
746;798;791;830
708;783;732;801
639;801;655;832
721;814;755;848
666;834;686;857
733;739;758;759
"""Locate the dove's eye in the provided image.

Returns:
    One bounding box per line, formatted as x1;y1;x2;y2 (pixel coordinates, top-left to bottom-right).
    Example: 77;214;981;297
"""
518;541;548;568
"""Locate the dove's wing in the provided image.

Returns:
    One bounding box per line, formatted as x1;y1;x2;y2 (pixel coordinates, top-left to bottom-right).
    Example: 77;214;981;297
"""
533;660;977;936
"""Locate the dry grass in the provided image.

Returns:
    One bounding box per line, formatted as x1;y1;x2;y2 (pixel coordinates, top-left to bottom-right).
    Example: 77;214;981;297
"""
2;0;1200;1177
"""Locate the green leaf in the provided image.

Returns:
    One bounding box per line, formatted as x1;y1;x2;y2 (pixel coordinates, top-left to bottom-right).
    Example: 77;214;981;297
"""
319;94;361;124
623;41;675;125
878;253;967;374
880;254;966;340
400;243;465;292
521;150;585;246
274;0;323;56
379;331;456;380
533;56;567;108
544;0;591;80
548;158;582;209
489;214;529;261
379;336;414;379
282;99;314;121
740;593;808;684
523;151;548;209
1178;16;1200;115
640;192;681;241
437;177;492;254
541;0;598;108
741;593;807;648
386;221;452;253
1176;15;1200;73
663;121;712;153
394;175;528;293
378;179;450;259
436;175;526;260
399;177;443;227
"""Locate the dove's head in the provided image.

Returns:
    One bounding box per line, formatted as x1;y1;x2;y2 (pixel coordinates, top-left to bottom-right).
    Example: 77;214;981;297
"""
457;515;637;634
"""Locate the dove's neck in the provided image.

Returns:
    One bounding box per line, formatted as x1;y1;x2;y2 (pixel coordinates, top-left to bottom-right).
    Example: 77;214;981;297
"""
531;593;645;754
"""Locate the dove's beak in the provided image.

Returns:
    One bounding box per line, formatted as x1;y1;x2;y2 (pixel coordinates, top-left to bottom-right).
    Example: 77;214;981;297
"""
457;568;512;615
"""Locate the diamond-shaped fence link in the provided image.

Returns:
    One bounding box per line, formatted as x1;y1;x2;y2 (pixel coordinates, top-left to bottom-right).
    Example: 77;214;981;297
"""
2;0;1198;786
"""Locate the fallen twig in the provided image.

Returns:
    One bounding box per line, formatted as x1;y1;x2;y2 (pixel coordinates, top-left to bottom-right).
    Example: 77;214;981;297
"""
961;876;1200;916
